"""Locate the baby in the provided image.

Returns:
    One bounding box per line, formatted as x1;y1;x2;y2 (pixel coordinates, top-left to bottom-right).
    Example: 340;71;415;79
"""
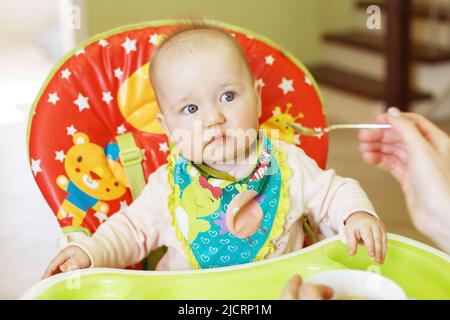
43;22;386;277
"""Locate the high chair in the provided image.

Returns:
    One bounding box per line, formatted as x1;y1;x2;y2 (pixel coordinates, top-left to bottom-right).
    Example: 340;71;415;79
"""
24;20;449;299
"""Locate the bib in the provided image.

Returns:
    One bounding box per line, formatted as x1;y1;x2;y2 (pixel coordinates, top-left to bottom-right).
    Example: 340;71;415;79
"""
167;132;292;269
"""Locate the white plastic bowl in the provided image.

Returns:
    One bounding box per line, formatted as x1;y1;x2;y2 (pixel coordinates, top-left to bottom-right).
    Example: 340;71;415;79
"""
305;270;407;300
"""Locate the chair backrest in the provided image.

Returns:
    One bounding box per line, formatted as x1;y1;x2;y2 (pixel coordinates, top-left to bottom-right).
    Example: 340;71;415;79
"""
27;20;328;238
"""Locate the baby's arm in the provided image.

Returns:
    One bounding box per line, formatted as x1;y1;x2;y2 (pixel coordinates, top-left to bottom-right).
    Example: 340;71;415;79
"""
43;167;167;278
290;145;386;263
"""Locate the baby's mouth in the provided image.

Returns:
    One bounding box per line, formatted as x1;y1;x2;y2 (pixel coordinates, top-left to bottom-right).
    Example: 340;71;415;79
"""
208;134;228;145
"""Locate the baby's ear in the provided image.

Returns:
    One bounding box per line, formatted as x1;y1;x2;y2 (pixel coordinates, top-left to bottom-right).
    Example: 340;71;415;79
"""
157;112;171;139
254;80;262;118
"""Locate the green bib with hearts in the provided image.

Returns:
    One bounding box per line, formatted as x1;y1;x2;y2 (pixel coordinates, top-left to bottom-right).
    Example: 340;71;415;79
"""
167;132;292;269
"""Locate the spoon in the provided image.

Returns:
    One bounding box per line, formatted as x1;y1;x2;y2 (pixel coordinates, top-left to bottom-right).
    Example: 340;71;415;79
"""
287;123;392;137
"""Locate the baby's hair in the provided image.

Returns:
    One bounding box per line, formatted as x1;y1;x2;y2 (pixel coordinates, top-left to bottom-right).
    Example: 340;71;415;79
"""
157;18;233;50
149;18;250;77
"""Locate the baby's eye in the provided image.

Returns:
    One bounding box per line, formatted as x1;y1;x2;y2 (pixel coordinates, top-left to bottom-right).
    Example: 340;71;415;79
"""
182;104;199;114
220;91;236;103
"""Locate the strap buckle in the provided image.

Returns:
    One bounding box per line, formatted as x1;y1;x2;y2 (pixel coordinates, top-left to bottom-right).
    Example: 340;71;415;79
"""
119;147;143;166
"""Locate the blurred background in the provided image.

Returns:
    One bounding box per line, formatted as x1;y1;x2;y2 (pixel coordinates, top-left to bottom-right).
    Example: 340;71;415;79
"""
0;0;449;299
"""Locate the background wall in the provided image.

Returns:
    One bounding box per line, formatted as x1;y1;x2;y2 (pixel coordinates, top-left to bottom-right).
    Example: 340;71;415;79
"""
84;0;359;65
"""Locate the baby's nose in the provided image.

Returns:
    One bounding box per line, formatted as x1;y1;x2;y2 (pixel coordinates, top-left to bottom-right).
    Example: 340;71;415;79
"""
204;108;225;128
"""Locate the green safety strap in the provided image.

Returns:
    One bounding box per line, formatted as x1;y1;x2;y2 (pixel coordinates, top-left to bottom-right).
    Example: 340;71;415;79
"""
116;133;146;200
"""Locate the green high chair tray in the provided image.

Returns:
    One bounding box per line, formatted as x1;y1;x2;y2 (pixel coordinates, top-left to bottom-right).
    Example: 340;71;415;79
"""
21;234;450;300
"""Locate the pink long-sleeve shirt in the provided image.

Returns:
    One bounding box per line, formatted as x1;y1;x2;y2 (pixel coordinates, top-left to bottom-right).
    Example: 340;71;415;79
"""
70;140;377;270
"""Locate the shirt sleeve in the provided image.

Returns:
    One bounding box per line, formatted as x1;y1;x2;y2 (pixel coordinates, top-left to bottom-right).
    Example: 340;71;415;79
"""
283;142;379;242
69;165;169;268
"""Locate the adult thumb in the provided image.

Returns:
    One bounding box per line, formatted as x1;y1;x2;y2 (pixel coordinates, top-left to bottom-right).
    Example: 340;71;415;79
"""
387;107;431;155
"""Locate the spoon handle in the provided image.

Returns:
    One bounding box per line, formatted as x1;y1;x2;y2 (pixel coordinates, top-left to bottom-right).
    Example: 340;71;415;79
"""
287;122;392;136
324;123;392;132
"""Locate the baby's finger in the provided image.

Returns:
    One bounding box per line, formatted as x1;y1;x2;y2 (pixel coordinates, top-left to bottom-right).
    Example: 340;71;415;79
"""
360;227;375;258
59;259;79;273
372;226;382;264
42;252;70;279
346;228;358;256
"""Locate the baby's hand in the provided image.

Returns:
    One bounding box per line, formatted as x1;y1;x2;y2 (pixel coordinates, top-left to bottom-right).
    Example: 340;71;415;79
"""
42;246;91;279
344;211;387;264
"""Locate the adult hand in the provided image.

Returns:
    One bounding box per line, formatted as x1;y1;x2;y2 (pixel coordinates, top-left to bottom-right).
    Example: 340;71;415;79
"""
358;108;450;252
280;275;334;300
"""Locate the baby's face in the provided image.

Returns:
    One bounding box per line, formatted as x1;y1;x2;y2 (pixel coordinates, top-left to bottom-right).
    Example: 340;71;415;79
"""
152;30;261;164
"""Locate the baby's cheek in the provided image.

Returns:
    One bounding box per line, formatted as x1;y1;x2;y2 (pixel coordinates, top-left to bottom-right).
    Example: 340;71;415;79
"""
170;122;205;161
176;138;204;163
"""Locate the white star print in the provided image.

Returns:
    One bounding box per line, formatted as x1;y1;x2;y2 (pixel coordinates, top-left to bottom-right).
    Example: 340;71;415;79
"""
102;91;113;104
305;75;312;86
98;39;109;47
121;36;137;54
256;78;265;89
246;34;254;39
61;68;71;79
159;142;169;153
120;200;129;210
31;158;42;176
278;78;294;95
117;124;126;135
149;33;161;46
230;33;236;37
75;48;85;56
74;93;90;112
48;92;60;105
114;68;124;79
66;125;77;136
265;55;275;65
55;150;65;162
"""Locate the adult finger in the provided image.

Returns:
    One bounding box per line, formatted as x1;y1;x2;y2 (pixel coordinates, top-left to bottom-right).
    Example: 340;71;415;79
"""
387;108;434;156
401;112;449;148
358;126;402;145
299;284;334;300
359;142;408;164
280;275;302;300
361;152;407;182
